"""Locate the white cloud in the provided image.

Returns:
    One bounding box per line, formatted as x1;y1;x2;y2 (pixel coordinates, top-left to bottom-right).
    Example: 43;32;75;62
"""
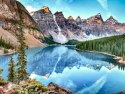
97;0;108;10
26;5;36;13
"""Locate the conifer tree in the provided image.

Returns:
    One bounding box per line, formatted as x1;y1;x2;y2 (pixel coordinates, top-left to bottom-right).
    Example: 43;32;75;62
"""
8;56;15;83
16;9;28;84
123;54;125;61
0;68;3;79
76;34;125;60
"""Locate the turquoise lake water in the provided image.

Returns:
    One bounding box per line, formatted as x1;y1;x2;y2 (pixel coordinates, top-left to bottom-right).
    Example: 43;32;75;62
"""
0;45;125;94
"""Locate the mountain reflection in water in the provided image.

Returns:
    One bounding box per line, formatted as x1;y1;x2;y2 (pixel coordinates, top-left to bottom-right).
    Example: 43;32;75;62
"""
0;45;125;94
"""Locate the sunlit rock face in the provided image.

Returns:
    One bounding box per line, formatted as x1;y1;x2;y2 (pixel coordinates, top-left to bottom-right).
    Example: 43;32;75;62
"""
54;12;84;41
32;6;57;36
86;13;103;24
32;7;125;43
32;7;68;44
105;16;118;25
0;0;36;25
104;16;125;32
32;7;85;44
79;14;120;38
0;0;44;47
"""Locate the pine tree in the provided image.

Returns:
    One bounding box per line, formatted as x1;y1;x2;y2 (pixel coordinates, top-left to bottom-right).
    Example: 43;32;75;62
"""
8;56;15;83
15;9;28;84
0;68;3;78
76;34;125;60
123;54;125;61
16;22;28;84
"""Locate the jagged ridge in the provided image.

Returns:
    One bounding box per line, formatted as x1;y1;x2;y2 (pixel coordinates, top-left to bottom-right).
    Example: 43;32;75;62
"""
32;6;125;44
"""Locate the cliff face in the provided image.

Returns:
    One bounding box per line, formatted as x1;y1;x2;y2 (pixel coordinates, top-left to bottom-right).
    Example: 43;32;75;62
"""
86;13;103;24
32;7;85;44
0;0;44;48
32;6;125;43
0;0;35;25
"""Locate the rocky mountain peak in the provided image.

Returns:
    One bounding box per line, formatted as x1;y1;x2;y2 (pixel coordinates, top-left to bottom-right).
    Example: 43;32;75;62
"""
77;16;81;18
105;16;118;24
76;16;82;22
86;13;103;24
109;16;114;19
54;11;64;17
94;13;103;22
96;13;101;17
68;16;74;20
40;6;50;13
32;6;125;44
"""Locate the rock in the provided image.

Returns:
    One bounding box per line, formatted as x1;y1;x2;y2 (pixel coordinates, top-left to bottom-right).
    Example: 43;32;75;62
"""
86;13;103;24
0;0;44;48
76;16;82;22
48;82;72;94
105;16;118;25
32;8;85;44
68;16;74;20
32;7;125;43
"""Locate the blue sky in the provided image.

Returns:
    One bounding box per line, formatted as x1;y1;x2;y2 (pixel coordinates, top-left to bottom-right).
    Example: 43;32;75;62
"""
18;0;125;22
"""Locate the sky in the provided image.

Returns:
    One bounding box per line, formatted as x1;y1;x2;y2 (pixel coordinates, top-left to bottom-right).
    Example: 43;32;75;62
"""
18;0;125;23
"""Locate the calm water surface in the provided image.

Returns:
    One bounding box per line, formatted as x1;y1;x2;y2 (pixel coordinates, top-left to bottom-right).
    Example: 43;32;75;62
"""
0;45;125;94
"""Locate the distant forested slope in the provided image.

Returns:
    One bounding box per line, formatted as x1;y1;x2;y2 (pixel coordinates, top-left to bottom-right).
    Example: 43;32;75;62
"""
76;34;125;60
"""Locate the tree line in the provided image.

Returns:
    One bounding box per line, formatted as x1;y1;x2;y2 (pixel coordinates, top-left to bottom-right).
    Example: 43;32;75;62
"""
76;34;125;61
0;37;14;49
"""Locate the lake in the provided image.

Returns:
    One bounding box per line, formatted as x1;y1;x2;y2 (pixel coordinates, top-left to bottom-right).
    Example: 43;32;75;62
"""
0;45;125;94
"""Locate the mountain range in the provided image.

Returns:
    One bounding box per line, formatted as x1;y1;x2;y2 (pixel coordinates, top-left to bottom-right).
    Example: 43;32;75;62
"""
0;0;125;46
32;6;125;44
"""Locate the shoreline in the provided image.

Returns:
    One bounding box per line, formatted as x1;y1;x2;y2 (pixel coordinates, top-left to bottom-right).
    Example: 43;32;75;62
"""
0;51;17;56
1;45;125;64
0;44;47;56
75;48;125;65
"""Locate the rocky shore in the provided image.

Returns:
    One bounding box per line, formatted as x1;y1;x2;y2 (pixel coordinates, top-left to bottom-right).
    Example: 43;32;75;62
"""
0;79;72;94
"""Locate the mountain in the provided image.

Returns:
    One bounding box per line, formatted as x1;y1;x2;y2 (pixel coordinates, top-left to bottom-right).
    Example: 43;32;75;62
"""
32;7;85;44
32;7;67;44
32;6;125;44
104;16;125;32
76;16;82;22
75;13;125;38
0;0;44;48
54;12;84;41
86;13;103;24
105;16;118;25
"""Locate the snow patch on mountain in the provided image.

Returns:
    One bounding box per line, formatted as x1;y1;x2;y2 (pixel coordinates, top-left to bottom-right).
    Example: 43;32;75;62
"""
51;15;68;44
